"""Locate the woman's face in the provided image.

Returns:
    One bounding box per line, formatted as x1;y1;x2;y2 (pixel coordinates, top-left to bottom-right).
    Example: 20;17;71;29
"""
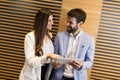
47;15;54;30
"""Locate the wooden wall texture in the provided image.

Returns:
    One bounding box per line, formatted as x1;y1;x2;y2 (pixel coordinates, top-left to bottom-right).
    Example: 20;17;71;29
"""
91;0;120;79
1;0;120;80
0;0;62;79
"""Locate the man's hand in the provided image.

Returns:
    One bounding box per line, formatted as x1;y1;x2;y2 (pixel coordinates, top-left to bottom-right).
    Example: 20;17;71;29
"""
51;55;63;69
70;60;83;70
51;59;63;69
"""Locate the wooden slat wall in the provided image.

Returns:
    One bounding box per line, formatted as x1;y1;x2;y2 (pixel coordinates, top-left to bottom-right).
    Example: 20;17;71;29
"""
91;0;120;79
0;0;62;79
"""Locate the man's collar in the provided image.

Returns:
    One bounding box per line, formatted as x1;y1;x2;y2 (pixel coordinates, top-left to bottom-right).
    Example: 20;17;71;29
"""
70;29;83;39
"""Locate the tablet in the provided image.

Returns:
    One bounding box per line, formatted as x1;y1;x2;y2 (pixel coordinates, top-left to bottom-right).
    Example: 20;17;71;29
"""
54;58;81;64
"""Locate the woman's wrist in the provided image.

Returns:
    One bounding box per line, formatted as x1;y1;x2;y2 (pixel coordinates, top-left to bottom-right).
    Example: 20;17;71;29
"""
46;54;51;59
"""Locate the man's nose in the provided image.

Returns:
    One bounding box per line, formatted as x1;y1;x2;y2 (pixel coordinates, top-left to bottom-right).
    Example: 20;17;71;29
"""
51;20;54;25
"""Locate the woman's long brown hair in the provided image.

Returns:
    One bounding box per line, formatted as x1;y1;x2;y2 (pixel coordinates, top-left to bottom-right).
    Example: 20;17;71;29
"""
33;8;52;56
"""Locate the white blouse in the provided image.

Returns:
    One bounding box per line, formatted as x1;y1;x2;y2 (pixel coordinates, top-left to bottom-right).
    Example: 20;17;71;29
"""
42;36;54;56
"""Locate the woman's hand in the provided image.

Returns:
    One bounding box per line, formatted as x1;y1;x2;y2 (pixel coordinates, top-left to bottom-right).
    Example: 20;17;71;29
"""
47;54;63;69
46;53;59;59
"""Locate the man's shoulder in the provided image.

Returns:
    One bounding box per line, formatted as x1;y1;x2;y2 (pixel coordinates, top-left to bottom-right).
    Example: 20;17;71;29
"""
83;31;93;37
57;31;67;35
82;31;94;41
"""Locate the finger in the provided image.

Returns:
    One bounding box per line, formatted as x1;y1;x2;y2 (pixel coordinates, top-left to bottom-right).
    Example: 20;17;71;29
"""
71;62;81;69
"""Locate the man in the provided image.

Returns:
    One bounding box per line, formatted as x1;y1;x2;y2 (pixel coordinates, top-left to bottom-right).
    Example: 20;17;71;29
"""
52;8;95;80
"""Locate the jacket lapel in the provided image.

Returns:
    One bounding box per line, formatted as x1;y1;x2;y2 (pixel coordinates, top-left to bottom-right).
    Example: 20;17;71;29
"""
75;31;87;58
62;32;70;57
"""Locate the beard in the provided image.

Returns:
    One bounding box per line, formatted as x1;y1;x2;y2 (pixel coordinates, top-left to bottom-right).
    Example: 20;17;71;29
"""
67;25;78;33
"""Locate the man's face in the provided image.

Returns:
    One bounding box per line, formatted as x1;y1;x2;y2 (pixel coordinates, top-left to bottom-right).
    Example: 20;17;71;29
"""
66;16;78;33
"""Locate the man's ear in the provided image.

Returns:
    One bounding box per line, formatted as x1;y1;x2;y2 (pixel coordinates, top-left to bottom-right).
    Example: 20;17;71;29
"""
80;21;83;25
78;21;83;25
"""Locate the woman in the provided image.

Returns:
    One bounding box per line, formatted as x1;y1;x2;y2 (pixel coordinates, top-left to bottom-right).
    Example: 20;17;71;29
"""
19;8;59;80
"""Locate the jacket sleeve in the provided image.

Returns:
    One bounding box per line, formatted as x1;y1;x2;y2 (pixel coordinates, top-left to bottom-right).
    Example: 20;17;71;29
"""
24;34;47;68
54;33;60;55
81;36;95;70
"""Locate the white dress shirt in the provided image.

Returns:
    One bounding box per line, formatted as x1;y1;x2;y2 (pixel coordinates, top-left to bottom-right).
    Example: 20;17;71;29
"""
64;30;82;78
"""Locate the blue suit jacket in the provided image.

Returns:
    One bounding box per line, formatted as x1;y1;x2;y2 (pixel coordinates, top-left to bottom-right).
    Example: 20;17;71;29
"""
52;31;95;80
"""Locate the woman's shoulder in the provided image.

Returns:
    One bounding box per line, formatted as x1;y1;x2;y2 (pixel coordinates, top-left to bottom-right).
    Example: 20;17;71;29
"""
26;31;34;36
24;31;35;43
25;31;34;39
